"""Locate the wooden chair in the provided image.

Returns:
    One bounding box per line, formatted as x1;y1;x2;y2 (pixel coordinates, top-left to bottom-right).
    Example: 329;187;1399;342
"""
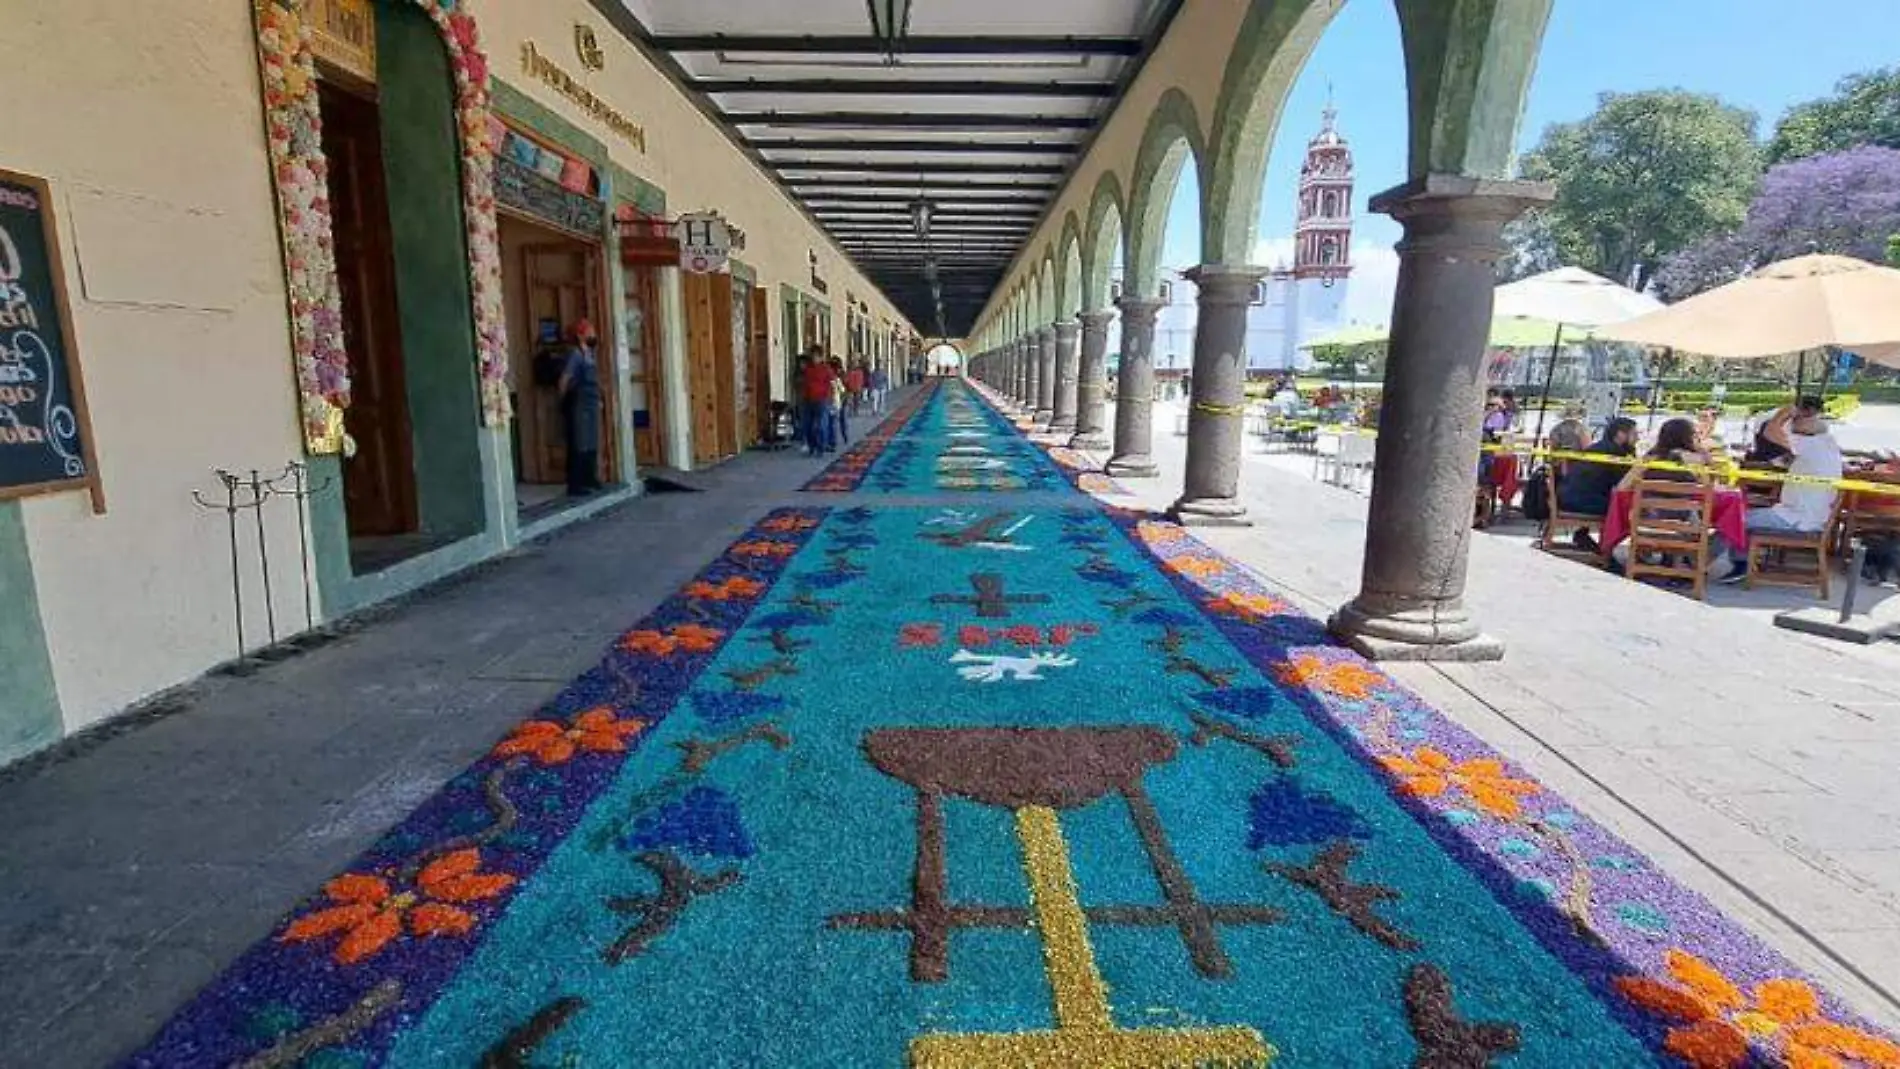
1627;477;1716;601
1746;499;1843;600
1537;466;1605;562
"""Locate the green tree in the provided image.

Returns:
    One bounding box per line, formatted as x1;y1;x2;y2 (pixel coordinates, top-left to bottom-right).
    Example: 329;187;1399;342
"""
1767;67;1900;163
1519;90;1762;292
1888;233;1900;267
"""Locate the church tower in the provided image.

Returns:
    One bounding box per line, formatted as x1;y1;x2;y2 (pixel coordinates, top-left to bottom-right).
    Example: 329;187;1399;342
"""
1293;103;1354;282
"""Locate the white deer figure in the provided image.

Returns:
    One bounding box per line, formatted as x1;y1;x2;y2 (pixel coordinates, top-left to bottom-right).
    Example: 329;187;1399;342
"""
949;649;1078;683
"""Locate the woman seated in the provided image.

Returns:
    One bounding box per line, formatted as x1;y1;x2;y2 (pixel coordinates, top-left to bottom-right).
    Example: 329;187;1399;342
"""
1616;418;1709;491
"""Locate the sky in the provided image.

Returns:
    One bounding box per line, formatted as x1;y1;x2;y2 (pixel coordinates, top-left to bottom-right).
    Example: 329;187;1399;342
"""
1155;0;1900;326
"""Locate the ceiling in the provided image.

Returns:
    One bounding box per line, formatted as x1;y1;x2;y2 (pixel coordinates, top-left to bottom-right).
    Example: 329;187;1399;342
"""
599;0;1180;338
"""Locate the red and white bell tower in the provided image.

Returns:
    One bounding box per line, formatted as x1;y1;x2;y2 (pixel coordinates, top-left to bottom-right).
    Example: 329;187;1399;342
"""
1293;103;1354;283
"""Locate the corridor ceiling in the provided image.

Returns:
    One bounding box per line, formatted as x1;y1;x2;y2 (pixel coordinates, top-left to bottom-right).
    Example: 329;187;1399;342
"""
599;0;1180;338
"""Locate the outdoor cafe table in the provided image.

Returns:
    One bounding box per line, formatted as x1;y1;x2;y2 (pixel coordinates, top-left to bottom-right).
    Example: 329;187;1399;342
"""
1599;485;1749;556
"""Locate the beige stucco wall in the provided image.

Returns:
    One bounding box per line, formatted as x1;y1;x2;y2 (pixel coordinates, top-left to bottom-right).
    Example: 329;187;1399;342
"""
2;1;310;730
470;0;918;401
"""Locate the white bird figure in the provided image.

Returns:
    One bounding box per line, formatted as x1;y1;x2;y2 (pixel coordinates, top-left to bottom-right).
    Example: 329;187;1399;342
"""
949;649;1078;683
926;509;978;527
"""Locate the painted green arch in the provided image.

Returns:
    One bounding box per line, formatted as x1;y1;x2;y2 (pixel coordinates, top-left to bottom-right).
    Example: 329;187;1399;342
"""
1081;171;1127;313
1202;0;1344;267
1036;252;1056;328
1124;87;1208;299
1394;0;1553;179
1055;212;1085;322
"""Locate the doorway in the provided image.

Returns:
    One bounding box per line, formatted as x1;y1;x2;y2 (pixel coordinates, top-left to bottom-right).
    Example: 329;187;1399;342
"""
318;81;418;542
622;263;665;468
498;213;615;516
682;271;739;467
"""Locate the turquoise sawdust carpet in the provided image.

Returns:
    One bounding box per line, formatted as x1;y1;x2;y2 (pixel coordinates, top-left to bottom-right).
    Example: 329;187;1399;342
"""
803;381;1069;494
125;381;1900;1067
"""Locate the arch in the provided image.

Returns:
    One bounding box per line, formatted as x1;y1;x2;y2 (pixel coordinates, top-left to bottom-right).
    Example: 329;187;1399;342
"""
1035;252;1056;328
1081;171;1126;312
1124;87;1209;299
1200;0;1343;267
1055;212;1084;323
1393;0;1554;179
251;0;509;453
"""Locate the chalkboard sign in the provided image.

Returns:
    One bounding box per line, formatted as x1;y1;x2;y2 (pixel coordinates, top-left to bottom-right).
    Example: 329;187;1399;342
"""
0;169;101;511
495;154;603;240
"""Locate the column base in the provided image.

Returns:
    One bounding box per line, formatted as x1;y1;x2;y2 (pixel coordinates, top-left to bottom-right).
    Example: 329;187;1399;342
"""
1327;601;1504;662
1169;496;1251;527
1105;454;1158;478
1032;408;1054;429
1068;431;1110;451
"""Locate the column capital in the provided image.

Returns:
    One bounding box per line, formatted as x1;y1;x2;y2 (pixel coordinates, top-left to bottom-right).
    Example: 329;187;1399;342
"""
1053;320;1080;342
1183;264;1271;307
1077;308;1117;331
1115;295;1166;322
1035;325;1056;342
1371;175;1554;259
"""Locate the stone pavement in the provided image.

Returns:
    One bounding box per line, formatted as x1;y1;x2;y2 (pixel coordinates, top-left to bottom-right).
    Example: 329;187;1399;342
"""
1088;398;1900;1030
0;396;921;1068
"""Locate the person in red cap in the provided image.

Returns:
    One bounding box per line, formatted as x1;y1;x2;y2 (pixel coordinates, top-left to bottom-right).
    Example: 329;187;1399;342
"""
559;318;603;495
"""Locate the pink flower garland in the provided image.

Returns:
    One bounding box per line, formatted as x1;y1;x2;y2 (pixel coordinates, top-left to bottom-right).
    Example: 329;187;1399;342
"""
251;0;511;454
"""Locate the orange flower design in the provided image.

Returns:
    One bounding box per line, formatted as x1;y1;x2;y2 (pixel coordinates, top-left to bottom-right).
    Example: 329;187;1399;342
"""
759;515;818;533
492;708;645;765
1167;555;1228;578
731;540;799;559
1379;747;1541;820
280;849;514;964
1136;520;1190;545
685;576;767;601
1616;950;1900;1068
669;623;725;653
620;624;726;657
620;629;677;656
1273;654;1387;701
1207;591;1288;621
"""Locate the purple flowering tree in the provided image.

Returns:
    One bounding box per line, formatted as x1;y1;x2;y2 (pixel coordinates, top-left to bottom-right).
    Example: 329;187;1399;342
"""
1657;146;1900;299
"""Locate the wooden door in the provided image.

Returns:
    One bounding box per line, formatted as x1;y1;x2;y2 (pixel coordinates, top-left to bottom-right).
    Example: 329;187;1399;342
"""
621;264;665;468
711;274;739;460
519;242;608;484
748;287;771;445
683;271;722;466
318;82;416;538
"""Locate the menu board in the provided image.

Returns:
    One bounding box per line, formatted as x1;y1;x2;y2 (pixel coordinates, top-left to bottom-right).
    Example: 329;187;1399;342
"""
495;154;602;239
0;169;101;511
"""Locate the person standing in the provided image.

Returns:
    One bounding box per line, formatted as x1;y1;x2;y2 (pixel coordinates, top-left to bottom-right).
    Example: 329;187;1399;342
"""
829;357;850;449
870;364;889;414
800;350;835;454
559;319;604;497
845;361;866;415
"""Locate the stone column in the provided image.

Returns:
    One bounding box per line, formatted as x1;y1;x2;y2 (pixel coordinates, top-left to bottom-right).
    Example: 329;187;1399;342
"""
1171;265;1269;526
1049;320;1081;434
1014;340;1029;408
1106;295;1164;477
1023;336;1042;417
1034;326;1057;428
1329;175;1552;662
1070;309;1114;450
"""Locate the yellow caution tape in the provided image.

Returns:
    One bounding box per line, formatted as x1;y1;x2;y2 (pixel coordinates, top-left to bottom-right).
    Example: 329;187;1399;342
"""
1257;418;1900;498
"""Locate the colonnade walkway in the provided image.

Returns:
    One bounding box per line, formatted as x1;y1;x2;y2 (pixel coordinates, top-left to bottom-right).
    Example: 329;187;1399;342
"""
6;380;1900;1066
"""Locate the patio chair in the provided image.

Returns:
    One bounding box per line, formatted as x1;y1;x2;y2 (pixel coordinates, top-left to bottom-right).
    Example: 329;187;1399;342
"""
1745;498;1842;600
1537;467;1605;563
1626;477;1716;601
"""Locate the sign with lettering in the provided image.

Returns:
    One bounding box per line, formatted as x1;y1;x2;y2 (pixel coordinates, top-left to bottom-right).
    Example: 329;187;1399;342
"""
0;169;102;511
495;153;603;239
310;0;377;84
675;212;732;275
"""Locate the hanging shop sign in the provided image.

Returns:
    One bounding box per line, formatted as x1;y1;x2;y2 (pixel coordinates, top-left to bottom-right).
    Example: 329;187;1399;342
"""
495;149;602;239
675;212;734;274
809;252;830;296
0;169;103;512
309;0;377;84
519;40;645;153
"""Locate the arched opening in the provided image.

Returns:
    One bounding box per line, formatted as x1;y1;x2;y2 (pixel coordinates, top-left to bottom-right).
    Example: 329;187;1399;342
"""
1153;154;1201;375
924;342;963;376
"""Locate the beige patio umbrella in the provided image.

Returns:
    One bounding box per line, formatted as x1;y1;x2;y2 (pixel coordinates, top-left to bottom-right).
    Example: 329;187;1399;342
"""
1597;254;1900;360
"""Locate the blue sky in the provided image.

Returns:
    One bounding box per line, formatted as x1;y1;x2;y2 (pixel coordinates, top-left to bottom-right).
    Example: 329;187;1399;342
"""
1156;0;1900;322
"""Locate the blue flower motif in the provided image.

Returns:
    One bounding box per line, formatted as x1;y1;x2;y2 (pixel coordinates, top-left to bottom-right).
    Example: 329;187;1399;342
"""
688;690;789;725
1193;687;1287;720
1247;779;1373;848
1498;837;1541;859
622;786;755;859
1615;902;1671;934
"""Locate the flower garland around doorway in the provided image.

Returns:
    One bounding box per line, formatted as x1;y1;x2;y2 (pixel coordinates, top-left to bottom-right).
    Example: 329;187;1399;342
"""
252;0;510;455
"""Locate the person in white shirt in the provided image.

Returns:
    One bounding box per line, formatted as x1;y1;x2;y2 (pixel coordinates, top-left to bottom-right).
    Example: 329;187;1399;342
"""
1717;404;1842;580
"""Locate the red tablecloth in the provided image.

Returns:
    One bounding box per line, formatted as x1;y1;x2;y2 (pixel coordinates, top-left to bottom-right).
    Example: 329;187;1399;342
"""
1599;487;1748;556
1489;453;1521;507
